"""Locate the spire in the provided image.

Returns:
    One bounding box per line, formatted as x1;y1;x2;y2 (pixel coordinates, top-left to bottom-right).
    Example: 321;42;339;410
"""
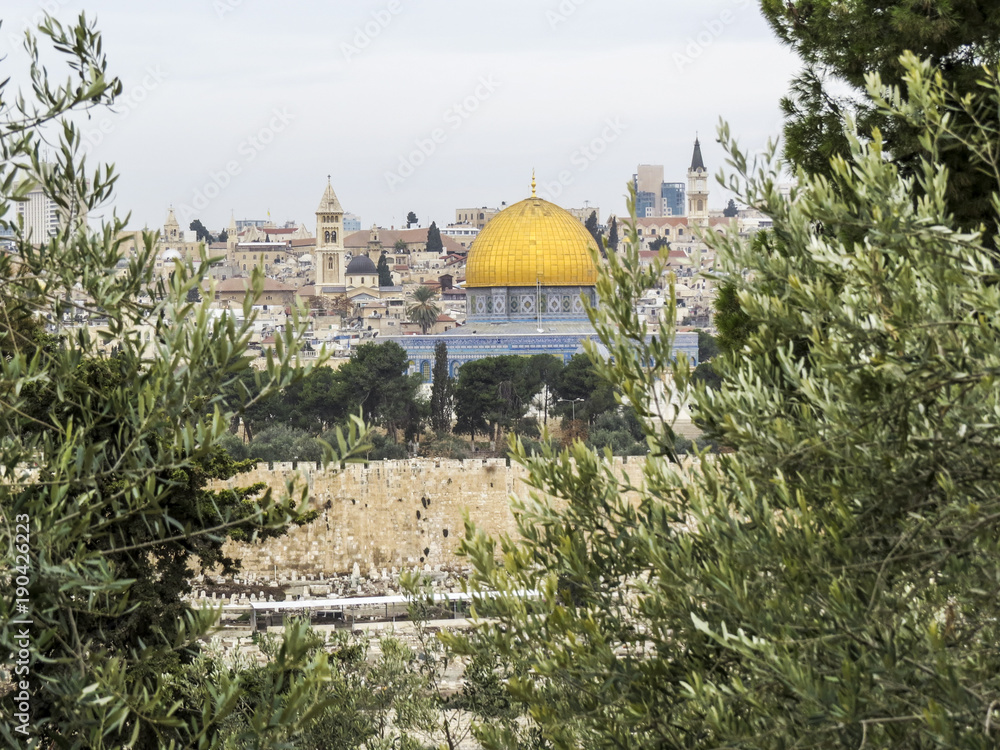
317;177;344;214
531;169;536;198
689;137;705;171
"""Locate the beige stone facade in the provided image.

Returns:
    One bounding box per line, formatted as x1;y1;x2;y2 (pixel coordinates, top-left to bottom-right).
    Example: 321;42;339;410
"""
216;457;647;577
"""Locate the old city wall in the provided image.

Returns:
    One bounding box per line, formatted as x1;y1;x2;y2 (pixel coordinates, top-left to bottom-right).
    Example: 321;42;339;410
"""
216;457;647;577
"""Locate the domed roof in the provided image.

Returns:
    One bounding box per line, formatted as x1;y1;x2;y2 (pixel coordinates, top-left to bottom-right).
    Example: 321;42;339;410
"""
345;253;377;275
466;193;599;288
160;248;183;261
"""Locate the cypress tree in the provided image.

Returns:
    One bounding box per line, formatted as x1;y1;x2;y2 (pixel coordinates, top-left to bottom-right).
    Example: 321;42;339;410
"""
430;341;453;433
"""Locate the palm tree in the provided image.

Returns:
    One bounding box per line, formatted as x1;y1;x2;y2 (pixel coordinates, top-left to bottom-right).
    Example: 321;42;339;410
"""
407;285;440;334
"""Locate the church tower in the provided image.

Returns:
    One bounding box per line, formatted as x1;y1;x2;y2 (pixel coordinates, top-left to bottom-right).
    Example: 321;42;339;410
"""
687;137;709;227
163;206;181;243
316;176;345;287
226;211;238;252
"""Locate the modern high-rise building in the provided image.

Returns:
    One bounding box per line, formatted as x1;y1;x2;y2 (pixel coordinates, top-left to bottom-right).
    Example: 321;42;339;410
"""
16;183;61;241
662;182;685;217
635;189;657;218
635;164;665;216
632;165;687;218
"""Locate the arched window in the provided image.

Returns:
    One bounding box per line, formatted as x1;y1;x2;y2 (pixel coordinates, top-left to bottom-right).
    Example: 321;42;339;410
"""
328;256;334;270
325;231;330;242
331;230;337;242
697;199;703;212
420;361;431;381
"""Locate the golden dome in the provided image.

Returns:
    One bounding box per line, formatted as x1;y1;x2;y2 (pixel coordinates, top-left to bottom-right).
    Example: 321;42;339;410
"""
465;195;599;288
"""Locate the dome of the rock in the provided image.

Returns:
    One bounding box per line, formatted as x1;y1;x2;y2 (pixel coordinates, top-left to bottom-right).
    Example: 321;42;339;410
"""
465;194;599;288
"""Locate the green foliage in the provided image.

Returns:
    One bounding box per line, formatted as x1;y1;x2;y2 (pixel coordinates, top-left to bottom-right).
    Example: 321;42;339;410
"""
189;218;214;243
452;58;1000;748
585;410;646;456
761;0;1000;241
430;340;453;432
0;14;369;748
376;250;393;287
406;210;418;228
722;197;738;217
584;210;602;249
228;343;425;444
407;285;441;335
713;274;755;354
425;220;444;255
454;355;547;441
248;423;325;463
696;329;719;362
606;215;619;254
362;431;409;460
553;353;616;424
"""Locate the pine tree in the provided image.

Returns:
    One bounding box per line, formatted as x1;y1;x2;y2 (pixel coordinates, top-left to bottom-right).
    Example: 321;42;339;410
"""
761;0;1000;241
430;341;453;433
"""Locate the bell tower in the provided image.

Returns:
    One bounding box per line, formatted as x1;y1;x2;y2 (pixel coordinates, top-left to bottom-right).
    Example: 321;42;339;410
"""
316;175;345;287
687;136;709;227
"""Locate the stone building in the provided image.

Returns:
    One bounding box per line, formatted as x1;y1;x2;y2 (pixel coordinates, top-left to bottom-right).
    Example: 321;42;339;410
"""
387;175;699;381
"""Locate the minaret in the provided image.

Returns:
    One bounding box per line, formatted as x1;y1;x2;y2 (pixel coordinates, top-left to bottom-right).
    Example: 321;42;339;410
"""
316;176;345;287
687;137;709;227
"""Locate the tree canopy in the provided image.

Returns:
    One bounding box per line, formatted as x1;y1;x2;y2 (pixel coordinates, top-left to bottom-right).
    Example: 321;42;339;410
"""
0;14;367;747
450;56;1000;749
425;221;444;255
761;0;1000;240
377;250;393;287
407;285;441;334
189;218;214;243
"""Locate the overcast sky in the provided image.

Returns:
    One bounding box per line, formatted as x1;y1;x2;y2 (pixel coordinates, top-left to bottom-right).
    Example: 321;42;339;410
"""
3;0;801;233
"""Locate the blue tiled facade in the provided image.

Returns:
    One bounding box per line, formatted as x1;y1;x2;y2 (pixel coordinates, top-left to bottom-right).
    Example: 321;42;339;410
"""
385;330;700;383
466;286;597;324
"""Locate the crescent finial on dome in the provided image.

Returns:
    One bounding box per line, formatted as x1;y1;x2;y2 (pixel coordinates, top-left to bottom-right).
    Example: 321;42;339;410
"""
531;169;536;198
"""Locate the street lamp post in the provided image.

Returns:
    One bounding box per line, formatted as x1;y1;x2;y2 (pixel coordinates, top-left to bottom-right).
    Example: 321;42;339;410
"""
557;397;584;422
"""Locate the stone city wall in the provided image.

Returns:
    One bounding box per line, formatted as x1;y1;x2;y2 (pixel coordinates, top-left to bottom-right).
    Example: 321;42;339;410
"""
216;457;647;577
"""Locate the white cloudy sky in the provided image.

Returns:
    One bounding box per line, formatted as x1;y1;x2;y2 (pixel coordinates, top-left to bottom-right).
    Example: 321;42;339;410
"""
2;0;801;233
